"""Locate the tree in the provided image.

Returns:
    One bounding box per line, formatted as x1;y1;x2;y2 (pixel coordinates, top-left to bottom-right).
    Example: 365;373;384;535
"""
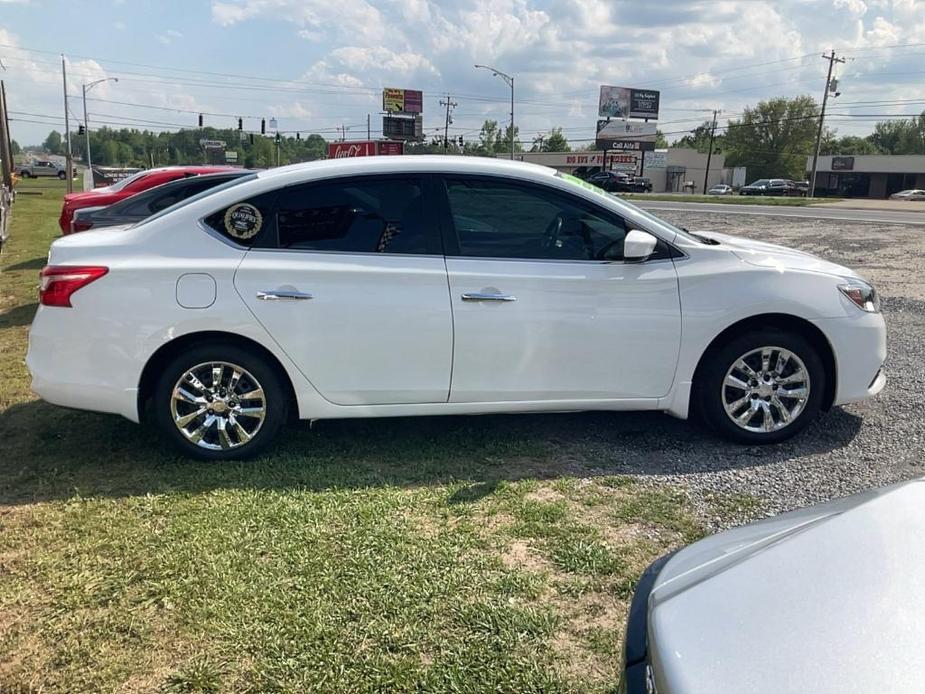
42;130;64;155
532;126;570;152
654;129;668;149
869;113;925;155
723;96;821;181
10;139;21;155
673;120;724;153
822;134;882;155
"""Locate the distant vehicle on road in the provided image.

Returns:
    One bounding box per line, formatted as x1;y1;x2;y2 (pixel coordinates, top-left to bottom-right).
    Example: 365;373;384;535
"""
739;179;800;197
707;184;734;195
622;479;925;694
59;165;238;234
27;157;885;460
19;160;75;180
890;189;925;201
631;176;653;193
587;170;636;192
70;171;254;233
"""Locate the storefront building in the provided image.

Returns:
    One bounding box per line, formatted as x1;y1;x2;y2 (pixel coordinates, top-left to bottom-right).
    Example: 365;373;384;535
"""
806;155;925;198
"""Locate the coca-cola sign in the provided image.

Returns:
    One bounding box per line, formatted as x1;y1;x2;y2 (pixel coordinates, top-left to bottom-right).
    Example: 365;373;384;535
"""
328;141;377;158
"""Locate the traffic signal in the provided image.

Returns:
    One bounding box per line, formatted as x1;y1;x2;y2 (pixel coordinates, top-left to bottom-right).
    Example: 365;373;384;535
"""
275;132;281;143
238;117;243;131
198;113;203;127
249;133;254;145
296;132;300;140
458;136;464;147
261;118;266;135
78;124;85;135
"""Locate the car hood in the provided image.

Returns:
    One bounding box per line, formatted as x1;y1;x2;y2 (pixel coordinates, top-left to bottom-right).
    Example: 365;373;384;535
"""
648;479;925;694
696;231;861;279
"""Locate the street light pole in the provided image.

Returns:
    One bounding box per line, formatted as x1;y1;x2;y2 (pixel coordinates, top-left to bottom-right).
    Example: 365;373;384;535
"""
474;64;515;160
82;77;118;186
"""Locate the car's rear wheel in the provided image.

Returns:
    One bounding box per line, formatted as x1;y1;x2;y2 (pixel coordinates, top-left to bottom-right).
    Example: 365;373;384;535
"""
698;330;825;444
152;343;288;460
57;171;66;180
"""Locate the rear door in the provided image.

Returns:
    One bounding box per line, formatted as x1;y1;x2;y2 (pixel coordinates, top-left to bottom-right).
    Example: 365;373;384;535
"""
231;175;453;406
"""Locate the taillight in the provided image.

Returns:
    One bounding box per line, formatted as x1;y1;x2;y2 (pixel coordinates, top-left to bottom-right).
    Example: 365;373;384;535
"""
39;266;108;307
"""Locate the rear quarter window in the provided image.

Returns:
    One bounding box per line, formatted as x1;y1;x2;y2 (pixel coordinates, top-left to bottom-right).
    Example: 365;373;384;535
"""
203;190;277;247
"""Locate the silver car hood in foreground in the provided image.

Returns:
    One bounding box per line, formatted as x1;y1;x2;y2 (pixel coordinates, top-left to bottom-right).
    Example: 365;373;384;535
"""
648;479;925;694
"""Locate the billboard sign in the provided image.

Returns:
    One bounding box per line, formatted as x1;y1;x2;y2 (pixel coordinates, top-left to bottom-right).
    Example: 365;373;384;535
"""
598;86;660;120
643;150;667;169
383;88;424;114
596;120;657;139
596;138;656;152
327;141;405;158
382;114;423;141
832;156;854;171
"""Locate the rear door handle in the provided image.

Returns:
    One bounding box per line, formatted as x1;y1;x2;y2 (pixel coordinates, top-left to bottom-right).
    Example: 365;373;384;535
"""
461;292;517;302
256;290;313;301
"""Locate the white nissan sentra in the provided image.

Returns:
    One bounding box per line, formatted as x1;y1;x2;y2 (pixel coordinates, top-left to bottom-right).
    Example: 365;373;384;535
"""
26;157;886;460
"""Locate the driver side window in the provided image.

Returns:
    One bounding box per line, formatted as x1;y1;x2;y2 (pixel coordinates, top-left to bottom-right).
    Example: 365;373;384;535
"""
444;177;628;261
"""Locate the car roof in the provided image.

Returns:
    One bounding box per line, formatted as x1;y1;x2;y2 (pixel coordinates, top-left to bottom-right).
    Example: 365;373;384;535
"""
254;155;557;186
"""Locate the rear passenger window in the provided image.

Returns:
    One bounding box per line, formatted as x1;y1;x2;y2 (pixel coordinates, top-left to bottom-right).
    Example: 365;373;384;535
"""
274;177;431;254
204;192;277;247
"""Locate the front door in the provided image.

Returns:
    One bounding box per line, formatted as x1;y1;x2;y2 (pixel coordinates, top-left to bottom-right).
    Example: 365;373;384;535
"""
232;175;453;406
439;175;681;403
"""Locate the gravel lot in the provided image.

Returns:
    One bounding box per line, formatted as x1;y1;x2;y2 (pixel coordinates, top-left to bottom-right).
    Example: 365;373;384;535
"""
620;210;925;525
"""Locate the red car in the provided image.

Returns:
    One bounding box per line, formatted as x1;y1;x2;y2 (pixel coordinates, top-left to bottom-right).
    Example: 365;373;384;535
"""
59;166;237;234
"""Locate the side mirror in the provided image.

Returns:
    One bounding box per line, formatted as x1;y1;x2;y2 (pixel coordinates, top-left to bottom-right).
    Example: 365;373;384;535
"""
623;229;658;262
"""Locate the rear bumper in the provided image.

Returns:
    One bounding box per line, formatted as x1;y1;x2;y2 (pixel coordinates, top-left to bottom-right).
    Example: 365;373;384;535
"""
26;306;141;422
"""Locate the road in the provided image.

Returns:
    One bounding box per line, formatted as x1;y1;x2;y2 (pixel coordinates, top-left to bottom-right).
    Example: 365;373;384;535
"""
637;200;925;226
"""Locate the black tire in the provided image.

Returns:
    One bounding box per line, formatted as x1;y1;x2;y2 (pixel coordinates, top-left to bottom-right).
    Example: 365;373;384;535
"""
696;329;825;444
152;342;288;460
57;171;66;180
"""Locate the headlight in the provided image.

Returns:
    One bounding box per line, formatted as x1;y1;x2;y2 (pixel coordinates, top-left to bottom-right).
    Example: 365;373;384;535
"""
838;279;880;313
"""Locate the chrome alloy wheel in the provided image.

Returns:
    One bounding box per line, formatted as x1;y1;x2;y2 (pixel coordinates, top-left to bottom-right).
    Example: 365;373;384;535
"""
722;346;810;433
170;361;267;451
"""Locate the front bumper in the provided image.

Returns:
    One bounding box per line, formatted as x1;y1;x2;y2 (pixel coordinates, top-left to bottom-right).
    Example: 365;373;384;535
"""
811;309;886;406
621;552;674;694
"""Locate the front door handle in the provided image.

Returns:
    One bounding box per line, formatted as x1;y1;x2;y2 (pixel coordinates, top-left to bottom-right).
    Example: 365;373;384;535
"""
461;292;517;302
257;290;313;301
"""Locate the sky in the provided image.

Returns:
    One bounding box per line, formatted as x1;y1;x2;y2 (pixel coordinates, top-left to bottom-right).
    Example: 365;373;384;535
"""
1;0;924;148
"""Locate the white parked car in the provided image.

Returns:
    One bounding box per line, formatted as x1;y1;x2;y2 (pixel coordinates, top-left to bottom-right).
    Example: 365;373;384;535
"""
889;189;925;201
707;184;733;195
27;157;886;460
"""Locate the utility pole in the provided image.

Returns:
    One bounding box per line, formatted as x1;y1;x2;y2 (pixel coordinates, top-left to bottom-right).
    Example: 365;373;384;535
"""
440;95;457;154
367;113;371;140
61;55;73;193
474;64;515;159
809;50;845;198
702;109;719;195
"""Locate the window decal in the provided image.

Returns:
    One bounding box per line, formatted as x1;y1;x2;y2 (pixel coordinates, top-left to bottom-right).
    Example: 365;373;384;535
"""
224;203;263;240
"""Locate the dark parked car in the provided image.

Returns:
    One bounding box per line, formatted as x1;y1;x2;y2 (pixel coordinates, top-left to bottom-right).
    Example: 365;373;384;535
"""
587;170;634;192
739;178;801;196
69;170;254;233
631;176;653;193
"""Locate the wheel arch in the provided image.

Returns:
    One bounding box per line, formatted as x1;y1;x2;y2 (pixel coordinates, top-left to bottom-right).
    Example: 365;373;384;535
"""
137;331;299;422
691;313;837;413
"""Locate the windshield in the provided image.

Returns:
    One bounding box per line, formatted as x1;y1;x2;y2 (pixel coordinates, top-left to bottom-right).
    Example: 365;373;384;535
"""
557;172;705;244
132;173;258;228
749;179;770;187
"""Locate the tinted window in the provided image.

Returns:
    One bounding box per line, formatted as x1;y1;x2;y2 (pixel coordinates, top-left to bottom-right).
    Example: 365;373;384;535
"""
444;177;630;261
203;190;276;247
274;177;429;254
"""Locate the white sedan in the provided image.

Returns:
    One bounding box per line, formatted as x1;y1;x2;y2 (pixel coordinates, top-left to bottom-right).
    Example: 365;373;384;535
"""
27;156;886;460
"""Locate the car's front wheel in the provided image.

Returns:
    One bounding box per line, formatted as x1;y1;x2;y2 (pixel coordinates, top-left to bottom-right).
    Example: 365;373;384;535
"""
698;330;825;444
57;171;66;180
152;343;288;460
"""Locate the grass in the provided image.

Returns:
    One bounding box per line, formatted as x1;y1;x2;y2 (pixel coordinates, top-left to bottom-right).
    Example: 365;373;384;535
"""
622;193;842;206
0;177;716;692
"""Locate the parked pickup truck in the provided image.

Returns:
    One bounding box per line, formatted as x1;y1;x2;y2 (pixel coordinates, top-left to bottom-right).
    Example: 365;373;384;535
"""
18;160;75;180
